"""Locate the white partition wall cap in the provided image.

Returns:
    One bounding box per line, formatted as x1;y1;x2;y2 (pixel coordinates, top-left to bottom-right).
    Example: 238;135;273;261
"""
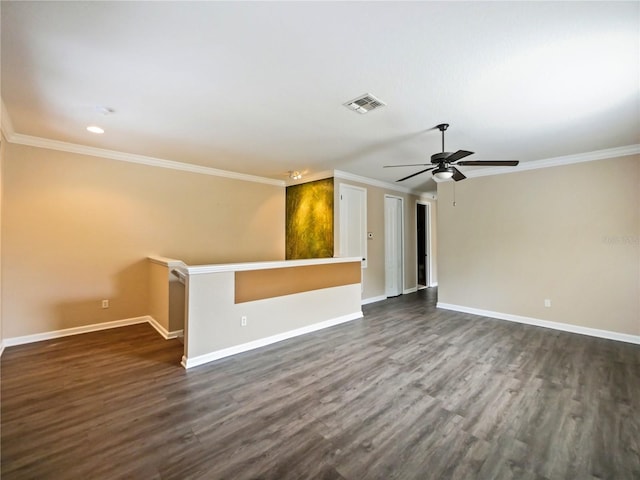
147;255;187;268
184;257;363;275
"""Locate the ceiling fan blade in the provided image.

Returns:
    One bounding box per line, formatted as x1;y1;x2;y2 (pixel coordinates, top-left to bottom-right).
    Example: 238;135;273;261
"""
397;167;436;182
446;150;474;163
457;160;519;166
451;167;466;182
383;163;430;168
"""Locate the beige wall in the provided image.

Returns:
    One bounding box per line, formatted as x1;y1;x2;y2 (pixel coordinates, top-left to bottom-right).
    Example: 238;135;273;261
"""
437;155;640;336
333;177;437;301
2;143;285;338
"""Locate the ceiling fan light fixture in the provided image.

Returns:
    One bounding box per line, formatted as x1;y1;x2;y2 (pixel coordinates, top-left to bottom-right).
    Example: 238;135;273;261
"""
433;166;454;180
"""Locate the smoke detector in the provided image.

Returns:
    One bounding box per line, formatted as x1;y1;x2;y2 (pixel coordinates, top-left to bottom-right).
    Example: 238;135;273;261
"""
343;93;386;114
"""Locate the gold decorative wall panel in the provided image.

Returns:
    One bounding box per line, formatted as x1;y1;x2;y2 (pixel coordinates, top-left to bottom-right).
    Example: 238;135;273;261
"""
286;178;334;259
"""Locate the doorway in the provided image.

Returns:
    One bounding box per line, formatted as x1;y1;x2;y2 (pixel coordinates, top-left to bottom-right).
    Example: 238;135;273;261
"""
417;202;430;288
385;195;404;297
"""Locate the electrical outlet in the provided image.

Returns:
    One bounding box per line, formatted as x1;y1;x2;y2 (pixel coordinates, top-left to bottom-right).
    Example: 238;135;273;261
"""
102;299;110;309
241;316;247;327
544;299;551;308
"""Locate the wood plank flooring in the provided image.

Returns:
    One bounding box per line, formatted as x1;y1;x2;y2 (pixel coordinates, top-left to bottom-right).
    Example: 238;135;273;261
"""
2;289;639;479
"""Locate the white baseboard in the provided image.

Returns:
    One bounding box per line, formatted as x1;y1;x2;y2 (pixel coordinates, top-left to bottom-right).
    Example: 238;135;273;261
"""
0;340;5;357
147;316;184;340
362;295;386;305
3;316;183;348
436;302;640;345
182;311;363;369
3;316;150;347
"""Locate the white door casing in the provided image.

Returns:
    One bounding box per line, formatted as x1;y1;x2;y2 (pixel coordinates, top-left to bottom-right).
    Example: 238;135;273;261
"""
385;195;404;297
339;184;367;269
417;201;432;288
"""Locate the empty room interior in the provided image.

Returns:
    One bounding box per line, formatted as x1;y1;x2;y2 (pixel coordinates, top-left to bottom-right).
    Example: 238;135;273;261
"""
0;2;638;479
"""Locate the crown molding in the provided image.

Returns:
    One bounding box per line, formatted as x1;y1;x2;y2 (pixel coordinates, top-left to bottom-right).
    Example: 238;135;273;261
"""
333;169;428;196
4;98;636;191
1;101;284;187
438;144;640;182
1;99;17;141
9;133;285;186
286;169;436;197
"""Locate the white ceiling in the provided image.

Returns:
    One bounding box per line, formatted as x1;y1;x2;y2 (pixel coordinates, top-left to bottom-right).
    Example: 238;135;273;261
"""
2;1;639;192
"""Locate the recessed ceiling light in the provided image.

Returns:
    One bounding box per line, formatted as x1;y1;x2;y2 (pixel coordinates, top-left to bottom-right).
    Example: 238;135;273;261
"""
86;125;104;134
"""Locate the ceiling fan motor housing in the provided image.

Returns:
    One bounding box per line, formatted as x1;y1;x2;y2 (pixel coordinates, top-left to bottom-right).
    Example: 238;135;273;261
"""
431;152;452;164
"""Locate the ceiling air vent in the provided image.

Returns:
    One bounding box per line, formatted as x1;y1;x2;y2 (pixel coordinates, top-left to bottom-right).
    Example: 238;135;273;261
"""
343;93;386;114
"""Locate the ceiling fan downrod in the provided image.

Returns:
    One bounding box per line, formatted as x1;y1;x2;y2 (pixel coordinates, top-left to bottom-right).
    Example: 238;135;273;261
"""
437;123;449;153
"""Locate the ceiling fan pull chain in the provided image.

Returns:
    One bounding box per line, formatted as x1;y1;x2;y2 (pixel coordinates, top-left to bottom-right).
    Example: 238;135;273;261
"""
453;181;457;207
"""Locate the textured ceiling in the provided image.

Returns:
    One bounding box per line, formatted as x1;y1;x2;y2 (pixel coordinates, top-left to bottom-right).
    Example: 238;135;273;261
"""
2;1;639;192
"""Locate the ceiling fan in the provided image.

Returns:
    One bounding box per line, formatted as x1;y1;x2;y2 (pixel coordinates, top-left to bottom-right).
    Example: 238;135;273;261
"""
384;124;519;182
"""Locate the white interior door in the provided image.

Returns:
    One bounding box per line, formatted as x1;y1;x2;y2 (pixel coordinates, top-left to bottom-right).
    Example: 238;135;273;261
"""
385;195;403;297
339;184;367;268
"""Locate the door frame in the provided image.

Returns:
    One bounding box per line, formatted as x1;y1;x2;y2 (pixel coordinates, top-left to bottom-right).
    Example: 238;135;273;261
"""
339;183;368;269
384;194;404;297
416;200;433;288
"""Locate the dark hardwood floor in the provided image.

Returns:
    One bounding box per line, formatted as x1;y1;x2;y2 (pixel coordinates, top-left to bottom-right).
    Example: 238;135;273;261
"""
2;289;639;479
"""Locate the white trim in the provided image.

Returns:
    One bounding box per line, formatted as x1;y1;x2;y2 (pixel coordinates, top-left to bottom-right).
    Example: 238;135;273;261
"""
429;282;438;288
334;169;426;196
5;131;284;187
0;341;5;358
2;316;184;348
490;144;640;175
3;316;150;347
4;98;637;192
362;295;387;305
0;100;281;189
185;256;362;275
147;316;184;340
1;99;16;140
416;200;433;289
403;286;418;294
436;144;640;182
384;194;404;297
436;303;640;345
147;255;186;268
181;311;363;369
420;192;437;201
292;169;438;196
